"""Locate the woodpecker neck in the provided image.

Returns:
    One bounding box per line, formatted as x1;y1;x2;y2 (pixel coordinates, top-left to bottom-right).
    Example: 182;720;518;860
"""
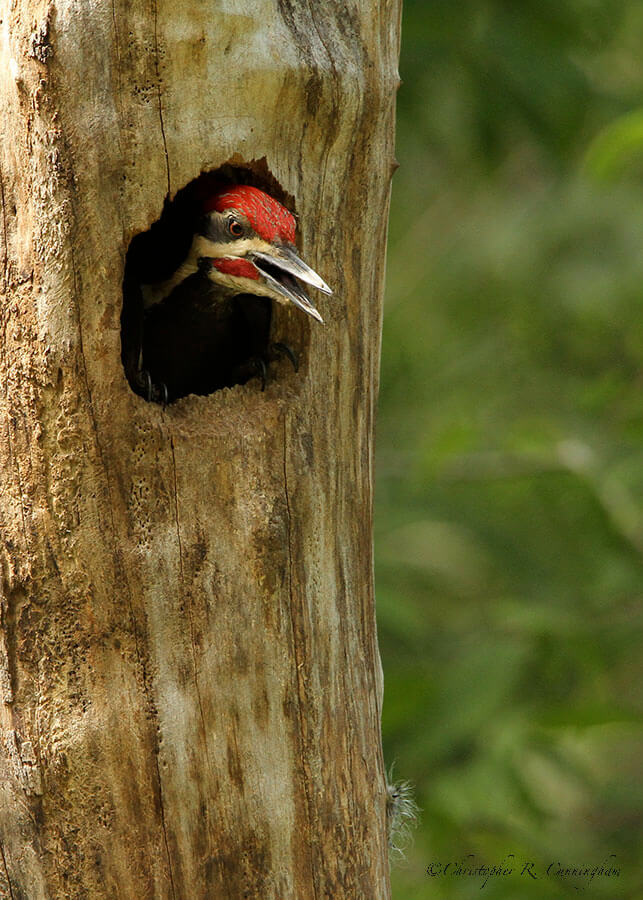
141;234;215;309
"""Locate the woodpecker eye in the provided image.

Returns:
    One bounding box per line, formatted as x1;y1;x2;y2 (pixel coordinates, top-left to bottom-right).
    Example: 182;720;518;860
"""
228;219;244;238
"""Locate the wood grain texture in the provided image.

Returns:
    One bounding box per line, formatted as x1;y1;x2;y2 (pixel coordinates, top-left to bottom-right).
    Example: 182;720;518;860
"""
0;1;401;897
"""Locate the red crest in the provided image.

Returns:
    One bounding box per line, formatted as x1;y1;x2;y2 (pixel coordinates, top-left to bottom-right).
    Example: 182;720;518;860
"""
204;185;296;244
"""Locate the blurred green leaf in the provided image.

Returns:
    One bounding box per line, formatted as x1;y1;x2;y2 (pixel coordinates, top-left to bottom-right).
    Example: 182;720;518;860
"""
584;109;643;182
379;2;643;898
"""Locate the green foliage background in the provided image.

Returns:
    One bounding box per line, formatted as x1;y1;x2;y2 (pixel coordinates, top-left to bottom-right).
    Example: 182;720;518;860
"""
376;2;643;897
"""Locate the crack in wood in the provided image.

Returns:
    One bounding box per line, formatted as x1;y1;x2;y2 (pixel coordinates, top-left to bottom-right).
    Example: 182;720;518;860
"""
153;750;177;900
282;411;319;900
110;0;126;164
0;165;8;293
168;432;214;781
0;838;16;900
152;0;171;198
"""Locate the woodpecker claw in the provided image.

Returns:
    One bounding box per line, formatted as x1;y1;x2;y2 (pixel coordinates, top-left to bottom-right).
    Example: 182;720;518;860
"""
135;367;170;405
269;341;299;373
252;356;268;391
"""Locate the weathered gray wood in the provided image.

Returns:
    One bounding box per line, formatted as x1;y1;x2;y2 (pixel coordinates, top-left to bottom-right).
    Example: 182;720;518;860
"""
0;1;401;897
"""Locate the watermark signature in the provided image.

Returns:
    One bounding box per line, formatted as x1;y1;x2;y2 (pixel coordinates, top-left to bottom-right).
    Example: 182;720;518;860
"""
426;853;620;891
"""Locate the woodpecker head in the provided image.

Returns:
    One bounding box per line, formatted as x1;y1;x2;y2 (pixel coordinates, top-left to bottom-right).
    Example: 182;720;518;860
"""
194;185;331;323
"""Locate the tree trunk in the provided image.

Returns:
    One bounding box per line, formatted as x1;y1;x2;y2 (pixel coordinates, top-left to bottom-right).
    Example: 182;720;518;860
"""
0;2;401;898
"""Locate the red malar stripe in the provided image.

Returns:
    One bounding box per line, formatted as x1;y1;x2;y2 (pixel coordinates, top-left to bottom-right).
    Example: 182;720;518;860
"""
212;258;260;280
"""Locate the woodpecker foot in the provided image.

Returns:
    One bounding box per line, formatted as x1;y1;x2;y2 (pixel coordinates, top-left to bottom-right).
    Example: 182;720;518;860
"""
250;356;268;391
134;368;169;404
268;341;299;373
230;342;298;392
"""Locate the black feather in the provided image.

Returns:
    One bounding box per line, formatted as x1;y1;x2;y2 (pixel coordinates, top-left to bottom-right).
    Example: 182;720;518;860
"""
141;273;271;400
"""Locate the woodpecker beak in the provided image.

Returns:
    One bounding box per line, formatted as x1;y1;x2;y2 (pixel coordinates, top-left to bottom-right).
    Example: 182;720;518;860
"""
251;245;332;324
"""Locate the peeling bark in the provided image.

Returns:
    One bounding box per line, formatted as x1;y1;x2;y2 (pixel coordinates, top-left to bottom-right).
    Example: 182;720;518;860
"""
0;1;401;897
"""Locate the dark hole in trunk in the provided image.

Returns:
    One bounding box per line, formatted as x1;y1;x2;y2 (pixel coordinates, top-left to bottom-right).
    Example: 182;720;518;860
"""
121;162;298;404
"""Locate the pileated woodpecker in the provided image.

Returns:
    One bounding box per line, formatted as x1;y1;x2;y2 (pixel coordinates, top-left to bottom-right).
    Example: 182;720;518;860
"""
125;184;332;402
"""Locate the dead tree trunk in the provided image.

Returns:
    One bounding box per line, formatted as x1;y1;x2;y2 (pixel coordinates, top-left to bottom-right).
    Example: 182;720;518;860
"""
0;2;401;898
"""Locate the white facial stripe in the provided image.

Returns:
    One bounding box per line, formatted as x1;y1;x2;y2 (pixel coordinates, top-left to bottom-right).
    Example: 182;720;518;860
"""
194;234;275;259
